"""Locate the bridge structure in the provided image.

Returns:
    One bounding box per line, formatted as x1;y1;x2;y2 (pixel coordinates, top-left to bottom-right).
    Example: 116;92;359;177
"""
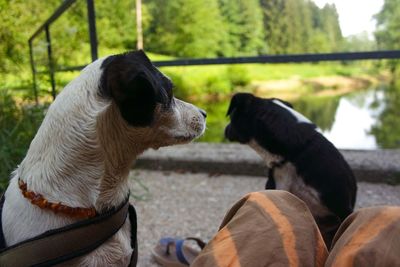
29;0;400;103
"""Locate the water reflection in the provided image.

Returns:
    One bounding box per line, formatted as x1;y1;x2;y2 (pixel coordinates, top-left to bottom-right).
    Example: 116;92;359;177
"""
370;81;400;149
330;91;382;149
293;96;340;131
193;82;400;149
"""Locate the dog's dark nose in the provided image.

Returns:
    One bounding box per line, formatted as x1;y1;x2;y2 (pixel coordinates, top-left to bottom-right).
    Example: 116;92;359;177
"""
199;109;207;118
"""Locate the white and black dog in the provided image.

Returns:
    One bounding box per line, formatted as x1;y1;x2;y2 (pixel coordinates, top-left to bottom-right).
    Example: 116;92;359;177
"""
1;51;206;266
225;93;357;247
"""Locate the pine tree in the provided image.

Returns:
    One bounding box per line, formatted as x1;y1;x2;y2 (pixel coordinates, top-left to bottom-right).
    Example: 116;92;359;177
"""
375;0;400;50
219;0;266;56
260;0;289;54
284;0;304;53
145;0;225;57
320;4;343;51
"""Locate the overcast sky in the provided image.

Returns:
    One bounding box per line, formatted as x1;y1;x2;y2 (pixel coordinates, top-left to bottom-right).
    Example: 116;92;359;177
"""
312;0;384;38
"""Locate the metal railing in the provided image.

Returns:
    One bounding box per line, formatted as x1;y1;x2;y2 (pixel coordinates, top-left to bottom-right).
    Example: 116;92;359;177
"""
29;0;97;103
29;0;400;104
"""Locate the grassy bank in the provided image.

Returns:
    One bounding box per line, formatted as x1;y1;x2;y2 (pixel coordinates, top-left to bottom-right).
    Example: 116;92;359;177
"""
1;51;381;101
158;60;380;101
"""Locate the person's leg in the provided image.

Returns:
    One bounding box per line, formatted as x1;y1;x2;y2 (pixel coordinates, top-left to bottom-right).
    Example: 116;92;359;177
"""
191;190;328;267
326;206;400;267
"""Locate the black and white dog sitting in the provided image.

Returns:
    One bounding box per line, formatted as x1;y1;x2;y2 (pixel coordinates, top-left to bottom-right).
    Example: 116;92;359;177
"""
225;93;357;247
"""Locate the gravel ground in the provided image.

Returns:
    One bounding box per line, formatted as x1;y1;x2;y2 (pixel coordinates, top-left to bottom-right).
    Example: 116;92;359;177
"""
128;170;400;267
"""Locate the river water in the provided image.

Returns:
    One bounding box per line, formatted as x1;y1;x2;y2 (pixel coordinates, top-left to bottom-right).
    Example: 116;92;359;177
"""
321;89;385;149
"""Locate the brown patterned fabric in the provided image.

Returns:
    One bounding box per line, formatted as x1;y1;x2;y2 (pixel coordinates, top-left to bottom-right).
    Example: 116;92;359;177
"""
326;206;400;267
191;191;400;267
191;190;328;267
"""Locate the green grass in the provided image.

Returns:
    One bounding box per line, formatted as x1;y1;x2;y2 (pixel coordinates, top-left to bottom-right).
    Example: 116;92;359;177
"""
158;60;373;81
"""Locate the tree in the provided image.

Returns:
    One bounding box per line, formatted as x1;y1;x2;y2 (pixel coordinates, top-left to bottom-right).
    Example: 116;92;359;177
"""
284;0;304;53
260;0;288;54
371;0;400;147
219;0;266;56
145;0;225;58
370;82;400;148
320;4;343;51
260;0;342;54
342;32;377;52
374;0;400;50
0;0;60;73
374;0;400;73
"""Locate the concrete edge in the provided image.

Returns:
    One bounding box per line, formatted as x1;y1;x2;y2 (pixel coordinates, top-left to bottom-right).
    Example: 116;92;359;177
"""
134;143;400;185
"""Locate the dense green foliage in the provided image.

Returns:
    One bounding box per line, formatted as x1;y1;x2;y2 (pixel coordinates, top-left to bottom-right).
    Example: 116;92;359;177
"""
144;0;342;56
370;81;400;148
145;0;223;57
375;0;400;51
0;91;47;189
369;0;400;148
0;0;345;76
374;0;400;73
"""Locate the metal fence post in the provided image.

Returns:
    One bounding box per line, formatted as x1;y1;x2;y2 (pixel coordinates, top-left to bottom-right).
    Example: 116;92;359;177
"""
28;40;39;105
45;25;56;100
87;0;98;62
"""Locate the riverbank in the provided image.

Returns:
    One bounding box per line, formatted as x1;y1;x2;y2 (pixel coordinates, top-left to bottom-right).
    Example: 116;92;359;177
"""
252;73;388;101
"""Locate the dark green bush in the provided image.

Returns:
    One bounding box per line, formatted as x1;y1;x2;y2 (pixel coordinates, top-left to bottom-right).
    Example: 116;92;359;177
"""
204;75;231;95
0;91;47;191
226;65;251;87
163;71;189;99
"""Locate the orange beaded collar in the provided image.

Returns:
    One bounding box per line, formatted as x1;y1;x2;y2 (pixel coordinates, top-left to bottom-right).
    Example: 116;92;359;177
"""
18;179;97;219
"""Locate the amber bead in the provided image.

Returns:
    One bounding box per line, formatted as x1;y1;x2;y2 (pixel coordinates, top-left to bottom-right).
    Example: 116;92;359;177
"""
18;179;97;219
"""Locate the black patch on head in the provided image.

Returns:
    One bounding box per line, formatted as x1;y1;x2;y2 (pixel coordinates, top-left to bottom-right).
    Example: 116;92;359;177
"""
99;50;173;126
225;93;317;156
225;93;256;143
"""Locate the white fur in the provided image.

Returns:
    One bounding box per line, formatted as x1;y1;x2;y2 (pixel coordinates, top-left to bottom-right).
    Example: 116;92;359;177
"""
272;99;312;124
249;139;331;218
2;56;206;266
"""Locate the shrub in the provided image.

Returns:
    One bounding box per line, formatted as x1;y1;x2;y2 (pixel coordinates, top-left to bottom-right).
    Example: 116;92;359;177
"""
204;74;231;95
226;65;251;87
163;71;190;99
0;90;47;191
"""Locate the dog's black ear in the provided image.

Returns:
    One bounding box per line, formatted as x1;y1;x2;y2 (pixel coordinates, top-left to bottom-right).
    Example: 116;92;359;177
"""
227;93;254;116
100;52;163;126
114;71;158;126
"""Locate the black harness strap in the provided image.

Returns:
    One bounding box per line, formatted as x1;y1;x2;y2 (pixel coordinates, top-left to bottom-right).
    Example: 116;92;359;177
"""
0;195;138;267
128;205;138;267
266;159;287;189
0;194;6;250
